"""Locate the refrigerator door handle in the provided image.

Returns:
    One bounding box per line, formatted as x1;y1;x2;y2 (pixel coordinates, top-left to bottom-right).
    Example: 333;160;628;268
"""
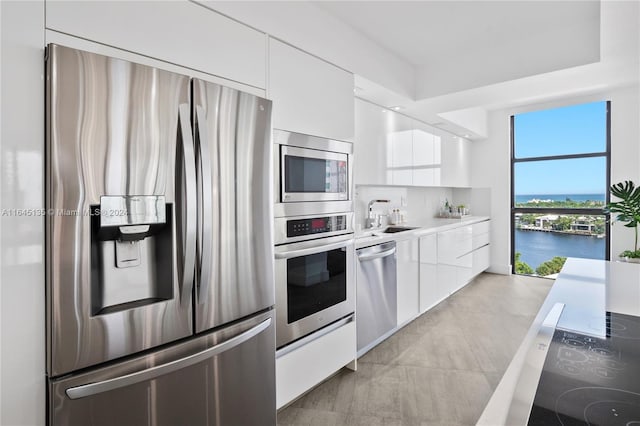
65;317;272;400
194;105;214;304
177;103;197;302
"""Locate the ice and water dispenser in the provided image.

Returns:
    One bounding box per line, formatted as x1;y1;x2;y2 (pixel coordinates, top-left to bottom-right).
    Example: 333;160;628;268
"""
90;195;173;315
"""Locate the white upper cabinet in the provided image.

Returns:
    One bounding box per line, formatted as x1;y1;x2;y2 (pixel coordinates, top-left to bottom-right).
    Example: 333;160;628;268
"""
354;99;390;185
388;113;414;185
412;120;441;186
46;1;267;88
354;100;470;188
268;39;354;141
438;129;471;188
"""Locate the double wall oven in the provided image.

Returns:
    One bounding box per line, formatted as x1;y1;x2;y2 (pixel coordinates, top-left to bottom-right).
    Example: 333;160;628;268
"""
273;130;355;349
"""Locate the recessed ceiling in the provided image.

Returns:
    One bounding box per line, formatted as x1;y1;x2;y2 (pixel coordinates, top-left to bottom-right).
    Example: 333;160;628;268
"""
312;1;601;67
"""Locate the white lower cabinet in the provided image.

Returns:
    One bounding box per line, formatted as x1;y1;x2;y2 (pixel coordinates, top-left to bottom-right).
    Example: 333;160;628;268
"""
436;219;491;296
285;220;491;404
419;233;441;312
276;320;356;409
472;244;491;276
396;238;420;325
454;252;474;293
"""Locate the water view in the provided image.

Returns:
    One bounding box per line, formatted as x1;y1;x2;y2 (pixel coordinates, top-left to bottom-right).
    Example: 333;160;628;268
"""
514;193;607;275
512;101;608;276
515;229;605;270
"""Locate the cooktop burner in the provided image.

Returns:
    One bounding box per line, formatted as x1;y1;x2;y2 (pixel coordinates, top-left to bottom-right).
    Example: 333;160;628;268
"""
528;312;640;425
557;388;640;425
588;315;640;340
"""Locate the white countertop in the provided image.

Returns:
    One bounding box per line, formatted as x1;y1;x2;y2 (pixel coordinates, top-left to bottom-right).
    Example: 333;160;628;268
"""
354;216;490;249
477;258;640;425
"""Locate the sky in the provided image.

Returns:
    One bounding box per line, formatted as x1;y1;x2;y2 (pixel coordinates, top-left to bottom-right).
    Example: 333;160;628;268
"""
513;101;607;195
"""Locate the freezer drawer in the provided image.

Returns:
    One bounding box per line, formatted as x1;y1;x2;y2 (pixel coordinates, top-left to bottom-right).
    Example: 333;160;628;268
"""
48;310;276;426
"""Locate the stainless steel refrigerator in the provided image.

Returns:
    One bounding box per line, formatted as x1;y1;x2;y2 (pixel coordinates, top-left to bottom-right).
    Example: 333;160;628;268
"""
45;44;275;425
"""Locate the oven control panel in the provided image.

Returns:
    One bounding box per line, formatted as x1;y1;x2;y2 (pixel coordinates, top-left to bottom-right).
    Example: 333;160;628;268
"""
287;215;347;237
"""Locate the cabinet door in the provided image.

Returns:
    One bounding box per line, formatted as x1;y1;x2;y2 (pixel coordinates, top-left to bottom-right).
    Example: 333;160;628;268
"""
396;239;419;325
388;113;414;185
46;1;267;88
472;220;491;250
269;39;354;141
412;121;438;186
419;234;440;312
354;99;391;185
439;131;471;187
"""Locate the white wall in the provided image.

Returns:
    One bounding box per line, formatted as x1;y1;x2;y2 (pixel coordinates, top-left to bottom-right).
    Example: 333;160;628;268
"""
471;85;640;274
0;1;46;425
609;85;640;255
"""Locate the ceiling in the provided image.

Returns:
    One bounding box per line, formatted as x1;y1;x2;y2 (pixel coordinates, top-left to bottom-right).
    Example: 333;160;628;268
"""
310;0;635;139
208;1;637;139
312;1;601;67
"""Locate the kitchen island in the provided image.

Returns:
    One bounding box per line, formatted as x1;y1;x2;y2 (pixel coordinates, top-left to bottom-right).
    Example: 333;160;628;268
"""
478;257;640;425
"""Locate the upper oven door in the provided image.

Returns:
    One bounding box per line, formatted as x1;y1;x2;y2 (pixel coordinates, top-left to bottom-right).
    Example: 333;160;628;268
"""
280;145;349;203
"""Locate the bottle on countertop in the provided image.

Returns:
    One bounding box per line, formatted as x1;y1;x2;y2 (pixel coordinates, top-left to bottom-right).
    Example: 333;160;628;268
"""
389;208;400;225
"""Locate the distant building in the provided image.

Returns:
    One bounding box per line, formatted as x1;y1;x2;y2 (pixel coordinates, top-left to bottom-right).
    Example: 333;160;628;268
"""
571;217;595;232
535;215;559;228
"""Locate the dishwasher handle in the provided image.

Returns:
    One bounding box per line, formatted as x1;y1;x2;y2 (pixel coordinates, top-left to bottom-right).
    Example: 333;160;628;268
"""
357;247;396;262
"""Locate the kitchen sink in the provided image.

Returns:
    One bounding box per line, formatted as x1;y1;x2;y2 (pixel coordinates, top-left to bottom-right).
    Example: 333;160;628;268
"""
382;226;418;233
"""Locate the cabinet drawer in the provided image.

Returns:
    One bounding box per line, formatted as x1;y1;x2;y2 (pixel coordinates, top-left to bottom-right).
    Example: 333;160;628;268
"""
472;232;490;251
472;220;490;236
472;245;491;276
276;320;355;408
437;226;472;264
457;252;473;287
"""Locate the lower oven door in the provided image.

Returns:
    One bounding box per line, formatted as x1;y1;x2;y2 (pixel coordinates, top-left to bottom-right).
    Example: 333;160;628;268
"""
274;234;355;349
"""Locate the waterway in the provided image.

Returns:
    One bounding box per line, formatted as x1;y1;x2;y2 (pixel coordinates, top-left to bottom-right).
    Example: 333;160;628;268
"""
515;193;605;204
515;229;606;270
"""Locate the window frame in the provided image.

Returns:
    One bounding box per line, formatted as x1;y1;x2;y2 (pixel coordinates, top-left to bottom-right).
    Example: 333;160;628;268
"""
510;101;611;275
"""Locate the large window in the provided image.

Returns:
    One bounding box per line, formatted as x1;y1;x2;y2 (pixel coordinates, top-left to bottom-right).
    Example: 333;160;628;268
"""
511;101;610;276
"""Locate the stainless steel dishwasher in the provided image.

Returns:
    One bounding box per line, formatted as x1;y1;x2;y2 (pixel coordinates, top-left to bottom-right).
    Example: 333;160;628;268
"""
356;241;397;356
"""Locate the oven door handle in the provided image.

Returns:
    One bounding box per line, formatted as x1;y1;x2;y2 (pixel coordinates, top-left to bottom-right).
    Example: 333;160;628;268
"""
275;241;350;259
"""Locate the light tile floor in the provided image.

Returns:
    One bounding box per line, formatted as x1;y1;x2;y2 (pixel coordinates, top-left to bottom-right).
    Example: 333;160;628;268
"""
277;273;553;426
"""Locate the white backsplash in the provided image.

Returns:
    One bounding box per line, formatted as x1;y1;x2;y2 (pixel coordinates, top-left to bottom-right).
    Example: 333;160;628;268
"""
355;185;457;228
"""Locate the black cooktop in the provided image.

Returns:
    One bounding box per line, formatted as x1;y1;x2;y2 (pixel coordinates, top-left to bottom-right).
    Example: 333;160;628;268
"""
528;312;640;425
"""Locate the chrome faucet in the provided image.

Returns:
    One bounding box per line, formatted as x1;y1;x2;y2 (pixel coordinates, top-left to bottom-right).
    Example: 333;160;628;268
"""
365;199;390;228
